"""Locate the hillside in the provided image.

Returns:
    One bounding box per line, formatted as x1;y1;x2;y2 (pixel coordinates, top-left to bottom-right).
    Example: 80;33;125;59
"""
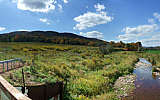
0;31;108;46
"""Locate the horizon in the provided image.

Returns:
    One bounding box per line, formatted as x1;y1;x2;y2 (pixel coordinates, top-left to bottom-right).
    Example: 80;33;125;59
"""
0;0;160;46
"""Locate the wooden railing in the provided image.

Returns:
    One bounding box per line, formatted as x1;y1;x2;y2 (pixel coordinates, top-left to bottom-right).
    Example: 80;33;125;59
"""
0;58;31;100
0;58;24;73
0;75;31;100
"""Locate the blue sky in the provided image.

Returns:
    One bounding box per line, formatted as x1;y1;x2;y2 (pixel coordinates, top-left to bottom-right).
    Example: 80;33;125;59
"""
0;0;160;46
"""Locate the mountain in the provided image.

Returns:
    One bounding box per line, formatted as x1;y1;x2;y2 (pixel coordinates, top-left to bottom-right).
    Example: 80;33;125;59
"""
0;31;108;46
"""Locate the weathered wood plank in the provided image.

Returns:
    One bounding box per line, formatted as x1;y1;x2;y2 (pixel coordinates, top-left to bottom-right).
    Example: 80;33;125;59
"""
0;76;31;100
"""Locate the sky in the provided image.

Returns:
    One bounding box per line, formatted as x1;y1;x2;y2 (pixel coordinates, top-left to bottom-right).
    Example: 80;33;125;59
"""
0;0;160;46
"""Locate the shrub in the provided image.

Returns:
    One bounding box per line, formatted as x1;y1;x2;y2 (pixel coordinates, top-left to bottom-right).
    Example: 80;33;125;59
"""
99;45;114;55
70;75;109;97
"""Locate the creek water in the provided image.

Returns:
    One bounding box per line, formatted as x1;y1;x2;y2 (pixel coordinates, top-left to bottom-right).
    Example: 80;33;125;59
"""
123;58;160;100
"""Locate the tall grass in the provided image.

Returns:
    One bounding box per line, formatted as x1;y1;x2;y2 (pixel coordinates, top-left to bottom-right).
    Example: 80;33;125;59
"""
0;43;155;100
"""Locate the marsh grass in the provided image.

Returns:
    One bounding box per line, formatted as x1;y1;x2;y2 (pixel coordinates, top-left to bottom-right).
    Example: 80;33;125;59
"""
0;42;159;100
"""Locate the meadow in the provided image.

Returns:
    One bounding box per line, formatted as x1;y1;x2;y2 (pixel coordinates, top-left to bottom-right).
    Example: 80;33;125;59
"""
0;42;160;100
145;49;160;54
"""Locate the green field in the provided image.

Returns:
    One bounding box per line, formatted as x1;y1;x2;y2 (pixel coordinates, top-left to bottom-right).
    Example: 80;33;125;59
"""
0;42;160;100
145;50;160;54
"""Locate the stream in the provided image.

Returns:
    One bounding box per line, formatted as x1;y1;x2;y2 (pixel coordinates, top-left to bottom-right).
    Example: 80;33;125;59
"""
123;58;160;100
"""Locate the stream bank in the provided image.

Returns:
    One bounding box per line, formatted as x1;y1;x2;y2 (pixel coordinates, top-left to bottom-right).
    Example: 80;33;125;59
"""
119;58;160;100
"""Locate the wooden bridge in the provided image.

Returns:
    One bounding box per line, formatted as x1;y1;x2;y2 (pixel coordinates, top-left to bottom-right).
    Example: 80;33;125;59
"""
0;58;31;100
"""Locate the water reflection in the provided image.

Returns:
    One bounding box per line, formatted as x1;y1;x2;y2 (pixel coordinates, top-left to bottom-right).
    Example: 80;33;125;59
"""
123;58;160;100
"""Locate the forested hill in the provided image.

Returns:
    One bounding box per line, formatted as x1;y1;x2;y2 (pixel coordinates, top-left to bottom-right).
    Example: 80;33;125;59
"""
0;31;108;46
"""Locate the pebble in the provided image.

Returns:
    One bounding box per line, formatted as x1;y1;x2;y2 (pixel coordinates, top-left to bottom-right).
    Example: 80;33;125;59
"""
114;75;136;98
136;85;140;88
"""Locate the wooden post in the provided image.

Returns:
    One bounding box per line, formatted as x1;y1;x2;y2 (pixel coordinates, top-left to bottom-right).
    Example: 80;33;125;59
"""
13;61;15;68
54;95;58;100
7;61;9;71
19;60;21;67
11;61;12;69
22;68;25;94
3;63;5;72
60;82;64;100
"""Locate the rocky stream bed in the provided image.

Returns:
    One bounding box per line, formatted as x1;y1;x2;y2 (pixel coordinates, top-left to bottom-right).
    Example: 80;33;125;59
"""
114;58;160;100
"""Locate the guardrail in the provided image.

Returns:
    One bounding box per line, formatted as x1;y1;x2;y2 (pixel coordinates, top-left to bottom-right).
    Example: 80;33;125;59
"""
0;58;24;73
0;75;31;100
0;58;31;100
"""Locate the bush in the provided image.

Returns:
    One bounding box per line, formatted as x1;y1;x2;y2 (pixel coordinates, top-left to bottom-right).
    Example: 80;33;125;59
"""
99;45;114;55
70;75;109;97
82;58;104;71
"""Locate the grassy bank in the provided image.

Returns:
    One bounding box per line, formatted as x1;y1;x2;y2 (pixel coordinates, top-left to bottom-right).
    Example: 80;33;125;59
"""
142;50;160;73
0;42;141;99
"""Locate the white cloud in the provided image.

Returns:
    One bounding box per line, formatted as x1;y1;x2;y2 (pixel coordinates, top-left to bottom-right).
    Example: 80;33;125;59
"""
94;3;105;12
142;34;160;46
86;6;89;9
122;24;159;34
118;24;159;41
63;0;68;3
40;18;50;25
58;4;63;12
80;31;103;39
154;12;160;22
16;0;56;13
73;3;112;30
118;23;160;46
40;18;47;22
0;27;6;31
148;18;155;24
118;12;160;46
12;0;17;3
118;34;138;41
73;12;113;30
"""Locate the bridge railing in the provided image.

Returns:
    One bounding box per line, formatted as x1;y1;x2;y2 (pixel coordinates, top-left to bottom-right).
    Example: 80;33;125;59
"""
0;58;31;100
0;58;24;73
0;75;31;100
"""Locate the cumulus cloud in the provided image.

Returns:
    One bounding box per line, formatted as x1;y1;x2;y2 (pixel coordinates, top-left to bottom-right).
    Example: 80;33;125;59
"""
80;31;103;39
58;4;63;11
142;34;160;46
73;12;113;30
118;12;160;46
63;0;68;3
148;18;155;24
118;34;138;42
118;15;160;47
154;12;160;22
0;27;6;31
16;0;56;12
73;3;112;30
94;3;105;12
118;24;159;42
40;18;50;24
118;11;160;46
121;24;159;34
